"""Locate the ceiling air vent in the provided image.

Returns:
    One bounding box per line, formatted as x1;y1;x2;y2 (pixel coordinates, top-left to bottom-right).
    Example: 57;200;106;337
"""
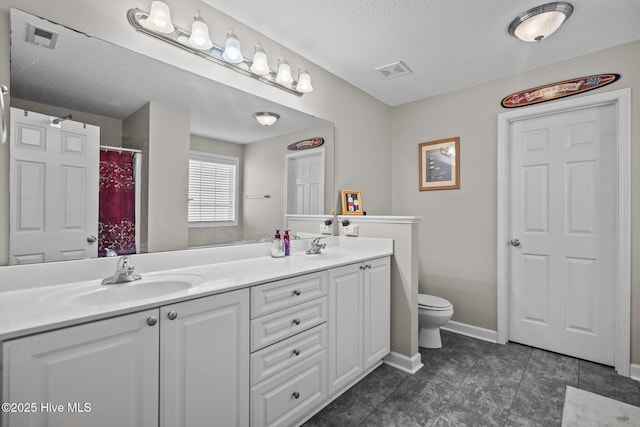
374;61;412;79
26;23;59;49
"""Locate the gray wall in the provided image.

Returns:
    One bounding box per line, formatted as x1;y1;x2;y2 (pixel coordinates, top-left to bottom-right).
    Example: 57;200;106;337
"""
390;40;640;364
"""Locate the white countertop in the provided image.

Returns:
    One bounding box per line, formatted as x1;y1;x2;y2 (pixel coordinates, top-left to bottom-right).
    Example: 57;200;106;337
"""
0;237;392;341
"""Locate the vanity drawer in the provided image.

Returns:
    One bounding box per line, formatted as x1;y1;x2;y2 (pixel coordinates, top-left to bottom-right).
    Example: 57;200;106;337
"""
251;323;326;386
251;298;327;352
251;271;327;318
251;350;326;427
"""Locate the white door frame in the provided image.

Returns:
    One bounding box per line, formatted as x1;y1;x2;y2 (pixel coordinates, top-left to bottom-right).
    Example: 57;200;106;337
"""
497;88;631;376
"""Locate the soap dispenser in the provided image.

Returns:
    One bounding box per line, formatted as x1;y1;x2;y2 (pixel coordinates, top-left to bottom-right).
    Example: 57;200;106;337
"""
283;230;290;256
271;229;285;258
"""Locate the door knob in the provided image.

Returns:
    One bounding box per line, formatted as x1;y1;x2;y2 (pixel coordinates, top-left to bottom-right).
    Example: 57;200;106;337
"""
167;311;178;320
87;235;97;244
146;316;158;326
510;239;521;247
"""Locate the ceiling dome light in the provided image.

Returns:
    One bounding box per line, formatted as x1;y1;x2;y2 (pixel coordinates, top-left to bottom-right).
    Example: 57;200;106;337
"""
254;112;280;126
276;57;293;85
188;11;213;50
144;0;175;34
509;2;573;42
250;44;270;76
222;28;243;63
296;69;313;93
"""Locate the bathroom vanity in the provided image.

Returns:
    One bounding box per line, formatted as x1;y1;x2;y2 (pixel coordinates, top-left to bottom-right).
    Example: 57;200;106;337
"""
0;237;391;427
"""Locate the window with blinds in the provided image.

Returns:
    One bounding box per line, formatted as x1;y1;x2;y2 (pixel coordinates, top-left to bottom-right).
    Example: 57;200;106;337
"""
188;152;239;227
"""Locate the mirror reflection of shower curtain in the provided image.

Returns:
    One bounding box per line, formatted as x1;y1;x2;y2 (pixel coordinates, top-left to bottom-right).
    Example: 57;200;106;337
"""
98;150;140;256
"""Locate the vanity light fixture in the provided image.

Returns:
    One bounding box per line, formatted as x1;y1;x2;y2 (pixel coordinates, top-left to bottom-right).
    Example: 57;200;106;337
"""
144;0;174;33
128;2;313;96
254;112;280;126
508;2;573;42
188;11;213;50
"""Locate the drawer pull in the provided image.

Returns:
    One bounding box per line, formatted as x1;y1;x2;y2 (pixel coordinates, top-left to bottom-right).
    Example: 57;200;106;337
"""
292;349;301;356
292;391;300;399
292;318;301;326
293;289;302;296
146;316;158;326
167;311;178;320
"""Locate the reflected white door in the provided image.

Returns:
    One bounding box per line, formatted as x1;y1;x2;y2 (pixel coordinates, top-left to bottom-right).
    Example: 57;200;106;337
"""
9;108;100;264
508;103;617;365
286;148;324;215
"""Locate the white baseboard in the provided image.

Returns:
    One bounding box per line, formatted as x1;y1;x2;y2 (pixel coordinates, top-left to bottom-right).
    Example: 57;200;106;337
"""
383;351;423;374
630;364;640;381
441;320;498;343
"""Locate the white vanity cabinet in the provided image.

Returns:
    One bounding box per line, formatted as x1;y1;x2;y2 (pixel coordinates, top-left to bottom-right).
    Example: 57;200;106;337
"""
2;309;161;427
328;257;390;395
1;289;250;427
249;271;328;427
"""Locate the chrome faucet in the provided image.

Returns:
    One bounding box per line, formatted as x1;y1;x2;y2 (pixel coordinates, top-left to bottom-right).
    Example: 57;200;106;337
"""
306;237;326;255
102;256;142;285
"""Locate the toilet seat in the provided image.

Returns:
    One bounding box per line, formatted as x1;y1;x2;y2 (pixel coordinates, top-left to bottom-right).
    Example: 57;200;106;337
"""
418;294;453;311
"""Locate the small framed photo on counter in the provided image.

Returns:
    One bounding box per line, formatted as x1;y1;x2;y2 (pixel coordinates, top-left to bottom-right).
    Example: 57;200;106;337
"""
341;190;363;215
419;137;460;191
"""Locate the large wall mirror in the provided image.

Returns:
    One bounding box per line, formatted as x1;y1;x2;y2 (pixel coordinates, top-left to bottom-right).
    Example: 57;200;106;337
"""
4;8;335;265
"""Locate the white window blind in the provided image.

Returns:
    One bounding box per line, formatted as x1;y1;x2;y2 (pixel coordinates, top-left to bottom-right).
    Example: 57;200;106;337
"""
188;152;238;226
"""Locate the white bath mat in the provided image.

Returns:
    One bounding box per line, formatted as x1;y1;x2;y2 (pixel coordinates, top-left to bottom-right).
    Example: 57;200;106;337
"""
562;385;640;426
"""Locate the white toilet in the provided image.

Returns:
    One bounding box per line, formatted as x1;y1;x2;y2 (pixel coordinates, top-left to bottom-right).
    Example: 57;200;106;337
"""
418;294;454;349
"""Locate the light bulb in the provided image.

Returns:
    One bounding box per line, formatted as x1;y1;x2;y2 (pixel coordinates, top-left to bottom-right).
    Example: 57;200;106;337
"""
296;69;313;93
188;11;213;50
222;29;243;64
145;0;174;34
276;57;293;85
250;44;270;76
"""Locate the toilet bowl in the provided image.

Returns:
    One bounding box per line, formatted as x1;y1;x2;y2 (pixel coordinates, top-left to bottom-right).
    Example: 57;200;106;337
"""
418;294;454;349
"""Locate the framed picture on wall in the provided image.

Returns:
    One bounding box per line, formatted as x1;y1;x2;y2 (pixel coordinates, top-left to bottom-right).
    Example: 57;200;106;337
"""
418;137;460;191
341;190;363;215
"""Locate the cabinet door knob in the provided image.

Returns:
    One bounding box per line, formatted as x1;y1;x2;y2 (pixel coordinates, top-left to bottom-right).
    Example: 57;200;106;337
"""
292;349;301;356
359;265;365;270
146;316;158;326
292;392;300;399
167;311;178;320
293;289;301;296
366;264;372;269
292;318;301;326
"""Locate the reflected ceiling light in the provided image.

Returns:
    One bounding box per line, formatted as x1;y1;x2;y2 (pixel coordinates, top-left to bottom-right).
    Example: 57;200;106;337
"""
128;7;314;95
222;28;243;63
254;112;280;126
188;11;213;50
276;56;293;85
295;69;313;93
144;0;174;33
250;43;270;76
508;2;573;42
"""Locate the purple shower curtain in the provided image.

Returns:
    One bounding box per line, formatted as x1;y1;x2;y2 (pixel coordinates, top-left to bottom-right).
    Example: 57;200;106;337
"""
98;151;136;256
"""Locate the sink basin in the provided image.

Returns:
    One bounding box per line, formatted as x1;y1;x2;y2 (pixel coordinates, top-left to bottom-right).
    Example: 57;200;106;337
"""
69;274;204;306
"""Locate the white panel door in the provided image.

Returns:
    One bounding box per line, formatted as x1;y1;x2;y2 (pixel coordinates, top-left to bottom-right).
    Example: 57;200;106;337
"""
9;108;100;264
286;149;324;215
160;289;250;427
508;103;617;365
2;309;160;427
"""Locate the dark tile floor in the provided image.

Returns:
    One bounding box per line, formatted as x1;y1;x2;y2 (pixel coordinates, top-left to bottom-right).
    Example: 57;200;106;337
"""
304;330;640;427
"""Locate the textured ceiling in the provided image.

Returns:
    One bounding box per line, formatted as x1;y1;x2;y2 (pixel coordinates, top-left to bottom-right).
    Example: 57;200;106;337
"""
203;0;640;106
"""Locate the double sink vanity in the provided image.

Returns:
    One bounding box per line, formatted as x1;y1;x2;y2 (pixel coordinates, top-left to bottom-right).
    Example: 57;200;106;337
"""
0;236;392;427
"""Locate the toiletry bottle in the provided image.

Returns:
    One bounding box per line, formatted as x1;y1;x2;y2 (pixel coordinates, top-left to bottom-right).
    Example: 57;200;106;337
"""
271;229;285;258
284;230;290;256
